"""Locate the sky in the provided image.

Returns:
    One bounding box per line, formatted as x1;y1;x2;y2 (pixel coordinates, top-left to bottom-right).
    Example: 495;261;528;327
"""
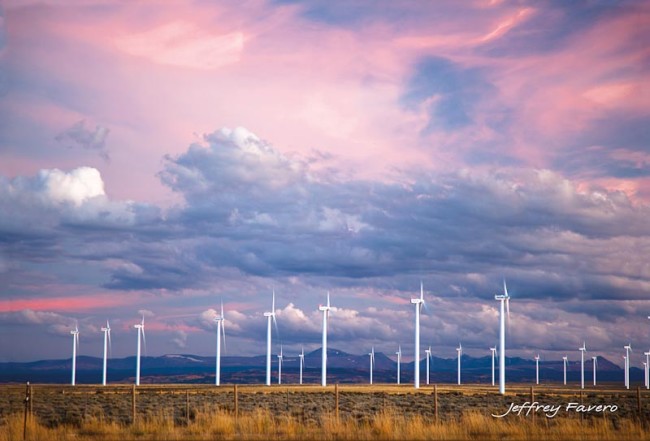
0;0;649;369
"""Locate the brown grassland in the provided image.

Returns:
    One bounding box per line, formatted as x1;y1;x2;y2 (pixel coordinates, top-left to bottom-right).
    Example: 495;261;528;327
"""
1;383;649;440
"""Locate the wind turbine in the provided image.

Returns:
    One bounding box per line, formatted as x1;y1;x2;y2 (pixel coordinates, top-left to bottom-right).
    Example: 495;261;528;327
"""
592;356;598;386
579;342;586;390
277;345;283;385
644;362;648;389
495;280;510;394
534;354;540;385
214;300;226;386
101;321;111;386
318;292;332;387
70;324;79;386
134;315;146;386
411;282;425;389
490;347;497;386
624;344;632;389
562;356;568;385
623;355;628;389
369;347;375;385
396;346;402;385
425;346;432;385
643;352;650;389
299;346;305;385
263;291;278;386
456;343;462;385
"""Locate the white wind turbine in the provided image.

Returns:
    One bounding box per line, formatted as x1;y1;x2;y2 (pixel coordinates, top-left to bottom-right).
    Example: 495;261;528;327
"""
101;321;111;386
490;346;497;386
369;347;375;385
592;356;598;386
134;315;146;386
644;362;648;389
579;342;586;389
396;346;402;385
644;351;650;389
411;282;425;389
457;343;462;385
263;291;278;386
562;356;568;386
214;300;226;386
319;292;332;387
70;324;79;386
623;355;628;388
299;346;305;385
277;345;283;385
425;346;432;385
495;280;510;394
535;354;540;385
624;344;632;389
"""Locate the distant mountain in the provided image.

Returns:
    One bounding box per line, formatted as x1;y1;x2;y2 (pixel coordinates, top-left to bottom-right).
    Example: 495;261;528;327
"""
0;349;639;385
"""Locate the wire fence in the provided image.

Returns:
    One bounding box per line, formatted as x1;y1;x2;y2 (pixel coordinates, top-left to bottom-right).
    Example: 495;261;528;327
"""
0;383;648;429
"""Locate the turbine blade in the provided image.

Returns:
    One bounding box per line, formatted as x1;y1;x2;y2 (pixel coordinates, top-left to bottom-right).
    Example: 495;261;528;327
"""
220;299;224;319
142;327;147;356
272;290;275;313
420;281;424;302
221;320;227;353
503;279;508;297
327;291;330;308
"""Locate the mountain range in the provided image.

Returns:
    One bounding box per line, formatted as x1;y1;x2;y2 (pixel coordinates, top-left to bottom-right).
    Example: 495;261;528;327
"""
0;348;640;385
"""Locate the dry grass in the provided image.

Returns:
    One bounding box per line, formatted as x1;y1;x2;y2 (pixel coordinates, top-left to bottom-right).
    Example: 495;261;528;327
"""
2;407;649;441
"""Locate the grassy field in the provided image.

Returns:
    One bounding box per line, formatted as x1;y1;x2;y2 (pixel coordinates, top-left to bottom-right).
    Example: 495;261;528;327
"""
1;383;649;440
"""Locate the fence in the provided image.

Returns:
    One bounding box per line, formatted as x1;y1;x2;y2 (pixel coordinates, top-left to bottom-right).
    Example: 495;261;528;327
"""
1;383;648;436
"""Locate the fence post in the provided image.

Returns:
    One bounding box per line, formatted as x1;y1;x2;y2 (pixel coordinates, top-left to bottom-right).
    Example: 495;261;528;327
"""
433;385;438;423
638;386;642;422
28;384;33;416
131;385;136;425
335;384;339;422
530;387;535;424
234;384;239;422
23;382;30;441
186;390;190;426
579;390;584;422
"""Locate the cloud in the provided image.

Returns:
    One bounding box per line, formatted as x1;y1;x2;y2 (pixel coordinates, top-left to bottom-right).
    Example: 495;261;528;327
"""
170;329;188;349
115;21;244;70
55;120;110;161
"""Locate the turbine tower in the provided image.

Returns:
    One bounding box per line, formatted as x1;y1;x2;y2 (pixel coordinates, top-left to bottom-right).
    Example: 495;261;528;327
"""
214;300;226;386
562;356;568;385
644;362;648;389
411;282;425;389
490;347;497;386
456;343;462;385
70;324;79;386
425;346;432;385
592;356;597;386
623;355;628;388
101;321;111;386
299;346;305;385
134;315;146;386
396;346;402;385
369;347;375;385
643;352;650;389
319;292;332;387
535;354;540;385
263;291;278;386
624;344;632;389
579;342;586;390
495;280;510;394
277;345;283;385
